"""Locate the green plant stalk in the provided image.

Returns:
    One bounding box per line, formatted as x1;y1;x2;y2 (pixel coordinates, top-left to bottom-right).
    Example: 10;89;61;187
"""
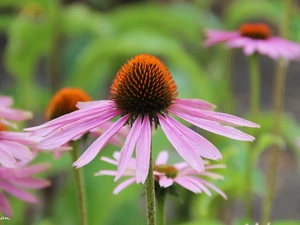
261;0;292;224
145;147;156;225
245;54;260;219
156;191;167;225
70;141;88;225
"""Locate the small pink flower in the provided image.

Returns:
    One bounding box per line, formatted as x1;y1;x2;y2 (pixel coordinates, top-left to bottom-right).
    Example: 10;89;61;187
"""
24;54;259;184
204;23;300;60
0;96;32;129
95;151;227;199
0;162;50;217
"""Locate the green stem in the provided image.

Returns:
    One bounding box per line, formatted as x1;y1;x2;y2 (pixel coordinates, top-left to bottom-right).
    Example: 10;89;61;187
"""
156;191;167;225
261;1;292;224
245;54;260;219
70;141;88;225
145;147;156;225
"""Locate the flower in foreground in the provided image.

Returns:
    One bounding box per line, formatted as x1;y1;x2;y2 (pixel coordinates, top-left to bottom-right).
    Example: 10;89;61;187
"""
204;23;300;60
95;151;227;198
24;54;259;183
0;161;50;217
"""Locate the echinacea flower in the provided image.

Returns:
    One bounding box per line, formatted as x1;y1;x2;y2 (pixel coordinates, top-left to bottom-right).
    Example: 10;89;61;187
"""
0;161;50;217
24;54;259;184
204;23;300;60
0;96;32;129
95;151;227;198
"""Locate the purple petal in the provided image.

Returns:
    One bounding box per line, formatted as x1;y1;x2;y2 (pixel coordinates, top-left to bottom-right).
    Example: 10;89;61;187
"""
73;115;130;168
162;114;222;160
158;176;174;188
155;151;169;165
0;192;12;217
197;177;227;199
94;170;118;176
115;115;143;181
0;147;17;168
76;100;113;109
0;96;13;107
173;162;189;170
100;156;118;166
136;115;151;184
14;164;50;177
174;177;201;193
0;131;33;145
0;141;32;161
113;177;136;195
158;114;204;172
171;110;255;141
9;177;50;189
0;108;32;121
182;176;212;196
174;99;216;111
0;182;37;203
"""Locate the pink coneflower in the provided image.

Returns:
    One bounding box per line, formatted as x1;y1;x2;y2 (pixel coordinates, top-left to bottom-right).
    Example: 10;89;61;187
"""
0;162;50;217
95;151;227;198
25;54;259;183
0;96;32;128
204;23;300;60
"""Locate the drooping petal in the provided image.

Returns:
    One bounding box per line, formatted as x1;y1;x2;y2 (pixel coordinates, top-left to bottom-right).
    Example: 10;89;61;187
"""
94;170;118;176
159;176;174;188
163;114;222;160
135;115;151;184
181;176;212;196
0;131;34;145
0;192;12;217
115;115;143;181
0;108;32;121
9;177;50;189
171;110;255;141
196;177;227;199
0;147;17;168
113;177;136;195
0;96;13;107
158;114;204;172
155;151;169;165
174;99;216;111
14;164;51;177
73;115;130;168
0;141;32;161
100;156;118;166
0;182;37;203
174;177;201;193
76;100;113;109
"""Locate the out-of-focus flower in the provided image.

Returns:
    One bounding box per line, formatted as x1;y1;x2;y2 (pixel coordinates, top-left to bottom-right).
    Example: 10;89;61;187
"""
204;23;300;60
25;54;259;184
0;162;50;217
95;151;226;199
0;96;32;129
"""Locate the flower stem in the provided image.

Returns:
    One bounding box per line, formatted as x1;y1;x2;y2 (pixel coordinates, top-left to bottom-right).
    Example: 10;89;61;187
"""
245;54;260;219
145;147;156;225
70;141;88;225
261;0;292;224
156;191;167;225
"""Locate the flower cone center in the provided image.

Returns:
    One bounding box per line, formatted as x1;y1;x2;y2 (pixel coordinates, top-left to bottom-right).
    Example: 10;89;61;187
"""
0;123;8;131
155;164;178;178
46;88;91;121
110;54;178;125
239;23;271;39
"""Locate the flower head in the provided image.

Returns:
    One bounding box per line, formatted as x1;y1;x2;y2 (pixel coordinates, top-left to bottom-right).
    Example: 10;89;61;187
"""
0;161;50;217
24;54;259;184
95;151;227;199
204;23;300;60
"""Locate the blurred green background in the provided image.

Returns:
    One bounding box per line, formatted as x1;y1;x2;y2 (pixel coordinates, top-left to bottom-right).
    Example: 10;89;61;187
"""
1;0;300;224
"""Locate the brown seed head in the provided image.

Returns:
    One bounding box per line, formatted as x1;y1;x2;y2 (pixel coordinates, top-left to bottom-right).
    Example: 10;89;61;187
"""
46;88;91;121
110;54;178;126
0;123;8;131
239;23;271;39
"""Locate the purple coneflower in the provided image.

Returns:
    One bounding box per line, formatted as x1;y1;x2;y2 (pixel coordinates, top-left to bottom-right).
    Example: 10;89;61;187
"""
0;161;50;217
204;23;300;60
25;54;259;183
95;151;226;198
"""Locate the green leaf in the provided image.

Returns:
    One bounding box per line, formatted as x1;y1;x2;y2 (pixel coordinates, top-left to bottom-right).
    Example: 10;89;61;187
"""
179;219;225;225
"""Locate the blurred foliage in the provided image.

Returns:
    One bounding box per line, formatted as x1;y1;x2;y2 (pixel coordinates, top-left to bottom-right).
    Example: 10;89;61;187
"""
1;0;300;224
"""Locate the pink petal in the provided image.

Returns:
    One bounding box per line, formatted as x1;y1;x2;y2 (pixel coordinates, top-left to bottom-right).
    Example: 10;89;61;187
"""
174;99;216;111
115;115;143;181
171;110;255;141
113;177;136;195
0;131;33;145
0;141;32;161
200;172;224;180
159;176;174;188
203;30;240;47
155;151;169;165
0;147;17;168
76;100;113;109
174;162;189;170
158;114;204;172
0;108;32;121
73;115;130;168
100;156;118;166
136;115;151;184
0;192;12;217
14;164;51;177
0;182;37;203
94;170;118;176
204;164;226;170
0;96;13;107
9;178;50;189
174;177;201;193
182;176;212;196
37;109;120;149
162;114;222;160
197;177;227;199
